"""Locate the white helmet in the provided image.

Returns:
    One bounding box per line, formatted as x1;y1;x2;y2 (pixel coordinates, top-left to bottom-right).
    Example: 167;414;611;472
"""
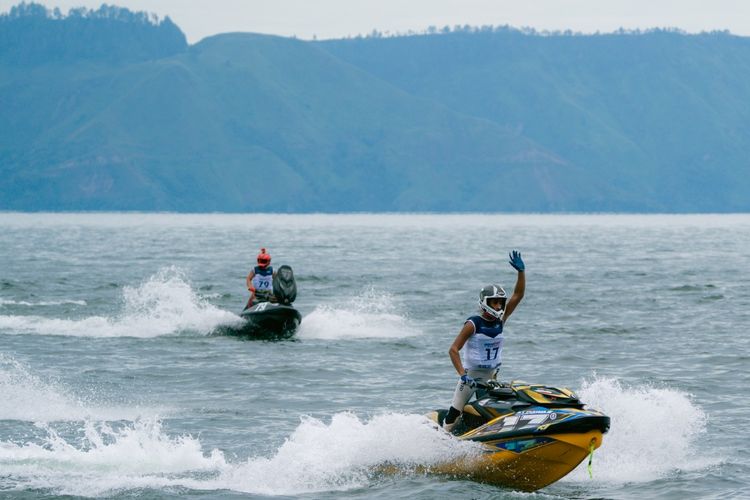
479;284;507;320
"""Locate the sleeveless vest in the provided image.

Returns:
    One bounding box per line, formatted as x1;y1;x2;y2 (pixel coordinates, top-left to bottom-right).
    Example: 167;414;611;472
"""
462;315;504;370
252;266;273;300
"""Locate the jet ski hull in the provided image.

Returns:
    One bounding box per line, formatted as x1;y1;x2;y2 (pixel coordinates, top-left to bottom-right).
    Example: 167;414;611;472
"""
426;381;610;491
235;302;302;339
427;415;605;491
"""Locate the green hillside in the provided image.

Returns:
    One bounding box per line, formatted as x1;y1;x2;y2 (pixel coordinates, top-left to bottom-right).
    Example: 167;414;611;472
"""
2;5;749;212
320;29;750;211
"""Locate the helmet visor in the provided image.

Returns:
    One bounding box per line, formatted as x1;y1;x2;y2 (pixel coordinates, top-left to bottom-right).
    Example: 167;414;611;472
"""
486;297;506;310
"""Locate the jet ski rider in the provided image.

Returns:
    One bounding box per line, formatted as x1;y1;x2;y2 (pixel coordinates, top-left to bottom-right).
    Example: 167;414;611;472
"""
245;248;276;309
443;250;526;433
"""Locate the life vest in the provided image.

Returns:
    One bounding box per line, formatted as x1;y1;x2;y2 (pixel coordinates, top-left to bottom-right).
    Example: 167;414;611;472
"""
462;315;504;370
252;266;273;300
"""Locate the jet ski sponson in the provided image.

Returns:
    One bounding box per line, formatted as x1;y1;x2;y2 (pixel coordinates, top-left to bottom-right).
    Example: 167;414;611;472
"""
237;301;302;339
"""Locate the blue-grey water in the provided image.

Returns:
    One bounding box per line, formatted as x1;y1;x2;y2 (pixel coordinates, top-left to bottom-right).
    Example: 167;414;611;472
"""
1;213;748;499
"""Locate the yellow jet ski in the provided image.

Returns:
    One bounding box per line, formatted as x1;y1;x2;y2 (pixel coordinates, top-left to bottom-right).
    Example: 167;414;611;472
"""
426;380;610;491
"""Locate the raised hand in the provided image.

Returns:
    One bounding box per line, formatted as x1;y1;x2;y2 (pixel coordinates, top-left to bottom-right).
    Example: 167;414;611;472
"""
509;250;525;272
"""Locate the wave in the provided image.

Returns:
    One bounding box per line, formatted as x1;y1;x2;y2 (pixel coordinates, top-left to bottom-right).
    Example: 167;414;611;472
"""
0;418;225;497
0;411;476;497
0;371;722;496
298;287;421;340
213;412;478;495
0;298;87;306
0;354;166;422
564;375;719;484
0;267;241;338
3;354;465;496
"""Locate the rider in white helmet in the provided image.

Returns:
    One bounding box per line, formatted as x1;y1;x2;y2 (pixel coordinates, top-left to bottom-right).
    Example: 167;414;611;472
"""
443;250;526;432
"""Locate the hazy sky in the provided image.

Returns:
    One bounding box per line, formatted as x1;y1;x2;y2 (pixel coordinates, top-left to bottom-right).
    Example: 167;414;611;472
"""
2;0;749;43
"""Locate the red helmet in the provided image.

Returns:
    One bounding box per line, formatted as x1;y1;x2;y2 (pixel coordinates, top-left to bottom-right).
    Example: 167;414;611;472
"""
256;248;271;268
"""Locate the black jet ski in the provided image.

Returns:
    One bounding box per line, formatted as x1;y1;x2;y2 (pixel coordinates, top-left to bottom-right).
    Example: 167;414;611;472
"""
426;380;610;491
234;265;302;339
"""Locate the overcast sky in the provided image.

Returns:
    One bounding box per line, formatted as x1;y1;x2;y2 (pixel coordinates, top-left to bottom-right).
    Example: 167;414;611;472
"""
2;0;749;43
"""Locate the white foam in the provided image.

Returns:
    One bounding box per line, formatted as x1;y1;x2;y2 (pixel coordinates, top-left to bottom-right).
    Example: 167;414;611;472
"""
0;267;241;338
298;288;421;339
0;419;226;497
0;355;165;422
0;298;87;306
565;375;718;484
215;412;477;495
0;411;477;497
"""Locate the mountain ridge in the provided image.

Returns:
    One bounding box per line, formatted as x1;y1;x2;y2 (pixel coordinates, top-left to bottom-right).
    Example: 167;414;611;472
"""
1;4;748;212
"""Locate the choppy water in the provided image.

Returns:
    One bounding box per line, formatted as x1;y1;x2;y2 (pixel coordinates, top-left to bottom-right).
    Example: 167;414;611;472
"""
1;213;748;499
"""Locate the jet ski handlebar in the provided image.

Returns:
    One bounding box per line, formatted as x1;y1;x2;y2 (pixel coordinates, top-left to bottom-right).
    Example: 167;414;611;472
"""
475;380;504;390
474;380;517;399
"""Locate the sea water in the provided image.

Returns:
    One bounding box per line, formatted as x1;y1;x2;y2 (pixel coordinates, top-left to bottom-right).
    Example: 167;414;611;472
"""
0;213;748;499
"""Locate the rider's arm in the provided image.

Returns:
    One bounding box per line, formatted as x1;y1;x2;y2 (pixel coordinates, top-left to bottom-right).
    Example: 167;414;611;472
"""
448;322;475;376
246;270;255;291
503;270;525;321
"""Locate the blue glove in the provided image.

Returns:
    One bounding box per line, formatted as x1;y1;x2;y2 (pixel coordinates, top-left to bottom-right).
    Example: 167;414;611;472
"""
460;373;477;389
509;250;525;272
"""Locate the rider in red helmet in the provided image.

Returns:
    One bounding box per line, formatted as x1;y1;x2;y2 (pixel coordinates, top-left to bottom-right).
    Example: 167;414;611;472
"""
245;248;277;308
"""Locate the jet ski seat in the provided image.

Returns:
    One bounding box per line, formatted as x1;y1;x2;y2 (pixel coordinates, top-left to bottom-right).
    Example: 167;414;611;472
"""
273;265;297;305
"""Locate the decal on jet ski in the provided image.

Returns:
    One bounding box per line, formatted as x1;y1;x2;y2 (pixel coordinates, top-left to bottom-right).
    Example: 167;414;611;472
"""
494;436;554;453
500;412;550;430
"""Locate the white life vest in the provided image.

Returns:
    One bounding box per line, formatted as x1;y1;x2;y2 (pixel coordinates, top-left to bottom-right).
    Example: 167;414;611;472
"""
252;266;273;295
462;315;504;370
